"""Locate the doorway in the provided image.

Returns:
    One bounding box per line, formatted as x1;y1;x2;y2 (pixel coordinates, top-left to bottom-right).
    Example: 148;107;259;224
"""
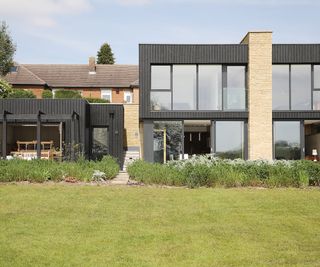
183;120;211;157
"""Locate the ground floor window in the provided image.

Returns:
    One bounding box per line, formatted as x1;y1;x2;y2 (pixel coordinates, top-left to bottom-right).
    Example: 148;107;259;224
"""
91;127;109;160
274;121;301;160
4;123;63;160
153;121;183;163
215;121;245;159
150;120;246;162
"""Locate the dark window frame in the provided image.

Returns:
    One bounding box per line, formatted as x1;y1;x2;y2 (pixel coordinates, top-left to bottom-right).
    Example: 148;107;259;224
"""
150;64;247;112
272;64;319;111
90;126;109;160
272;119;304;160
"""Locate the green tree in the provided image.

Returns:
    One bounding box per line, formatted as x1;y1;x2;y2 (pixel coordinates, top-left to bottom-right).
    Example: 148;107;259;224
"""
97;43;115;64
0;78;13;98
0;21;16;76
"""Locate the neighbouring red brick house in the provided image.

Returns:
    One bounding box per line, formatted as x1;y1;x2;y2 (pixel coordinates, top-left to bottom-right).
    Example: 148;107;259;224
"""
4;57;139;104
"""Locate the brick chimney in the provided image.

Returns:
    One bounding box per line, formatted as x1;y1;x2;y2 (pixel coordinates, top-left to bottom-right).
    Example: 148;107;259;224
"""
88;56;96;73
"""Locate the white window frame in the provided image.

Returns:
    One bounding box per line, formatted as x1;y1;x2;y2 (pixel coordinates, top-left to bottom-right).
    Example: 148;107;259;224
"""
124;90;133;104
101;89;112;102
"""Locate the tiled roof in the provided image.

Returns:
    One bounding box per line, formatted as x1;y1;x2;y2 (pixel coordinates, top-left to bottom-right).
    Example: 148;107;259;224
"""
5;64;139;88
4;65;46;85
130;79;139;87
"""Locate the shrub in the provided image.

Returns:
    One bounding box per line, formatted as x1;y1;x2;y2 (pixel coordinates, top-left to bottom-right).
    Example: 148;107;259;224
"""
85;98;110;103
8;89;36;98
42;90;53;99
127;155;320;189
54;89;82;99
0;156;119;183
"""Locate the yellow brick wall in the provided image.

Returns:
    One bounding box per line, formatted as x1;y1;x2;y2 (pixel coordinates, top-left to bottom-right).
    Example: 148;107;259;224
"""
241;32;273;160
123;104;140;149
133;87;139;104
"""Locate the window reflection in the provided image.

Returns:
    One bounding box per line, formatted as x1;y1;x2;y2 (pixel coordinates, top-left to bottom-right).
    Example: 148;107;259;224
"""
153;121;183;163
272;65;290;110
173;65;197;110
291;65;311;110
151;92;171;111
151;66;171;90
198;65;222;110
224;66;246;110
215;121;244;159
274;121;301;160
92;127;108;161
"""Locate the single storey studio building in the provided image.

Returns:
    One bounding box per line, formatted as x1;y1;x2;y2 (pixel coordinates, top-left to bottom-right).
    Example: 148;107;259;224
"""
140;32;320;163
0;99;123;165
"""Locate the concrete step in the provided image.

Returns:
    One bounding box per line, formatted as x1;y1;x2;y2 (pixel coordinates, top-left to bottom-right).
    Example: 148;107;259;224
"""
110;171;129;185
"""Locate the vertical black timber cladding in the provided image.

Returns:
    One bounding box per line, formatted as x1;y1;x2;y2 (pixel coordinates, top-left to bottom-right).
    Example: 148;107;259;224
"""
139;44;248;119
273;44;320;63
0;99;87;156
89;104;124;166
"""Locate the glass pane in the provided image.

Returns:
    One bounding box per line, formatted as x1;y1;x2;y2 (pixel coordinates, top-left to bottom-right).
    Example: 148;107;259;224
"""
313;91;320;110
315;65;320;89
198;65;222;110
153;121;183;163
291;65;311;110
215;121;244;159
151;65;171;90
173;65;197;110
274;121;301;160
272;65;289;110
224;66;246;110
92;128;108;160
0;123;2;158
151;91;171;111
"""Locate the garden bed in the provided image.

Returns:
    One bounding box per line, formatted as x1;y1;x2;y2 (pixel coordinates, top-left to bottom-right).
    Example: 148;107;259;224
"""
0;156;119;183
127;155;320;188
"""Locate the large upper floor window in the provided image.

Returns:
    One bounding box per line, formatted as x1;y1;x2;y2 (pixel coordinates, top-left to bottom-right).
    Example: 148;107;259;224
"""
272;64;314;110
313;65;320;110
150;64;246;111
272;65;289;110
224;66;246;110
198;65;222;110
151;66;171;90
173;65;197;110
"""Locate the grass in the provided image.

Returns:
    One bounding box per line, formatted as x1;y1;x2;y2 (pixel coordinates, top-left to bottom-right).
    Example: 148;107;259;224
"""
0;185;319;266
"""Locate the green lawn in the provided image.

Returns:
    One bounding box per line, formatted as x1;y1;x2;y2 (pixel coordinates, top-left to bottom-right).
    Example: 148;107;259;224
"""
0;185;319;267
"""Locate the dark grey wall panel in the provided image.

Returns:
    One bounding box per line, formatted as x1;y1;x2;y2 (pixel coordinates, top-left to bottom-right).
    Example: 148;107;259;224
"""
143;120;154;162
273;111;320;119
145;111;248;120
273;44;320;63
89;104;124;166
139;44;248;119
0;99;87;153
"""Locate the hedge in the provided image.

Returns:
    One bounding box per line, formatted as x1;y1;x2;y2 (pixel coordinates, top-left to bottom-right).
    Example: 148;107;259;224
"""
54;89;82;99
8;89;36;98
85;97;110;103
42;90;53;99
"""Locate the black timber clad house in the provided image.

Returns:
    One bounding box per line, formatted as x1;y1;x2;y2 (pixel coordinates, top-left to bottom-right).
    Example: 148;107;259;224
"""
139;38;320;163
0;99;124;166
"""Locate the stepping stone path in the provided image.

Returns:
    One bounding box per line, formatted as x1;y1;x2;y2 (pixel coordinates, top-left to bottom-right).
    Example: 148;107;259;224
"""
110;171;129;185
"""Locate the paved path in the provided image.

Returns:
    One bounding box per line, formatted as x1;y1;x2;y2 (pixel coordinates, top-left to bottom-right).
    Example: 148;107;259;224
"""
110;171;129;185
